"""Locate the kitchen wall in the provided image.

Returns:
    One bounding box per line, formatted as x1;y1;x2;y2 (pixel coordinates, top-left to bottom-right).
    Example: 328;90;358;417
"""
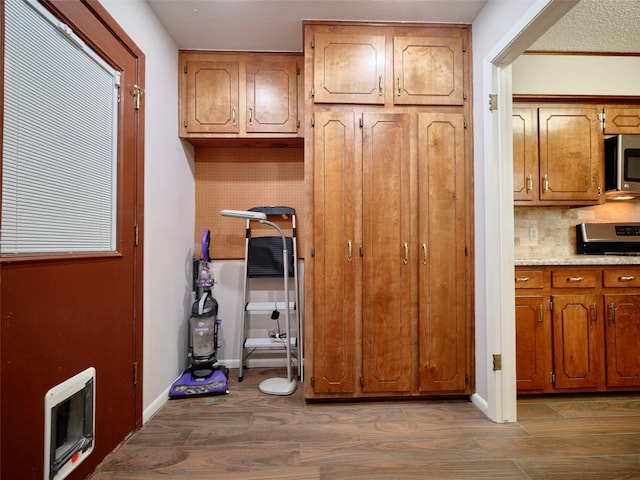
513;53;640;258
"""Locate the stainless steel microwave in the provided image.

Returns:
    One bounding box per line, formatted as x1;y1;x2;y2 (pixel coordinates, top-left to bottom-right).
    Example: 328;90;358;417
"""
605;134;640;198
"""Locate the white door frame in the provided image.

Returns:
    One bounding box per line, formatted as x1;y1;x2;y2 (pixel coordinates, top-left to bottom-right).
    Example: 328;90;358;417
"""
474;0;579;423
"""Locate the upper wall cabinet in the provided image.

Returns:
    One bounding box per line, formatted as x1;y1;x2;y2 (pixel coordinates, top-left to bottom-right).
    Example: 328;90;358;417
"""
602;106;640;134
513;103;604;206
310;24;466;106
179;51;303;142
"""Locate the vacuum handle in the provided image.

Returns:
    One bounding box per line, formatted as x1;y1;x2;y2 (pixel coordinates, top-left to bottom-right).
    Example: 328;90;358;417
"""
201;228;211;262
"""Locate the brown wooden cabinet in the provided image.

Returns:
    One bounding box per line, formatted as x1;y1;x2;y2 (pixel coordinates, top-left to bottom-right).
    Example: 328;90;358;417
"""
602;106;640;134
305;21;473;400
550;292;604;390
417;112;469;393
603;269;640;388
514;270;548;392
179;51;302;141
513;104;604;206
515;265;640;394
311;24;466;106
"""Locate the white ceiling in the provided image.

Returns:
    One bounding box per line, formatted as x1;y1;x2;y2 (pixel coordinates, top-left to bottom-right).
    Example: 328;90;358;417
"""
147;0;640;54
146;0;489;52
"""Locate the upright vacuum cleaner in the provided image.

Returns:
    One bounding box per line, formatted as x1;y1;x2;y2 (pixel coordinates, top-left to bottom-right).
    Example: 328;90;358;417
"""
169;228;229;398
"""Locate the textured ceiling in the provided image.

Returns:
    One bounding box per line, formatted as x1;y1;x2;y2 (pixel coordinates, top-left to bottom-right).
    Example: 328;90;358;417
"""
530;0;640;52
147;0;640;54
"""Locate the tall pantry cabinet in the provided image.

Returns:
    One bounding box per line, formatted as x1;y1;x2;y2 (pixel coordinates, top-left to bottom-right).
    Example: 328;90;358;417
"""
303;22;474;399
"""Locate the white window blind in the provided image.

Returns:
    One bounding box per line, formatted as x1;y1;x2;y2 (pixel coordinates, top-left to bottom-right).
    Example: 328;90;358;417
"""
2;0;120;254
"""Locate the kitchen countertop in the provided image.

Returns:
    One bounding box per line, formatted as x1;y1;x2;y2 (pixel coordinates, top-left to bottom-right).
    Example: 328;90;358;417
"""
515;255;640;266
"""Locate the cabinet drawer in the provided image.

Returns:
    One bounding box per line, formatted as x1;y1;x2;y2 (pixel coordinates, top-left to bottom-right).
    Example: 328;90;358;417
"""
551;270;597;288
603;269;640;287
514;270;544;289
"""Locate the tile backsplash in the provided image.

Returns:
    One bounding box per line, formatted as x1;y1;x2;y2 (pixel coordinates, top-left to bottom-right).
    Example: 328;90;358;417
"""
514;201;640;257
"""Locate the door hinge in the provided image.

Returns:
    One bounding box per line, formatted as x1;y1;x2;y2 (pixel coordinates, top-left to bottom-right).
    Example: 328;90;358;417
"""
296;65;300;76
311;87;315;98
311;246;315;257
184;65;187;74
359;116;363;128
464;118;468;129
311;39;315;49
310;376;315;387
360;376;364;387
550;372;556;384
463;91;468;101
548;300;553;311
598;110;605;130
133;362;138;385
311;115;315;128
465;246;470;256
488;93;498;111
465;373;469;384
133;84;144;111
492;354;502;371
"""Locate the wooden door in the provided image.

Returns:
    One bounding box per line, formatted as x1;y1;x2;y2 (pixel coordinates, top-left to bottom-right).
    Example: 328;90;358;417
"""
551;294;604;390
603;107;640;134
604;294;640;387
393;35;464;105
513;105;538;202
1;2;143;478
313;32;385;104
184;59;239;133
538;107;603;203
311;111;357;394
417;113;468;393
361;112;412;393
246;58;298;134
515;296;547;392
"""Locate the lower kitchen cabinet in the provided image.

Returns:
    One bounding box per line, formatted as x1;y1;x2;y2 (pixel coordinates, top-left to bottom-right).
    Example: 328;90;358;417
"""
515;265;640;394
550;293;604;390
604;294;640;387
515;295;547;392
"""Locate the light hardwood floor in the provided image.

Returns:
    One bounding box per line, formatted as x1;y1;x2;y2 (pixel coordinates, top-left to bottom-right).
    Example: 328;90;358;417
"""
91;367;640;479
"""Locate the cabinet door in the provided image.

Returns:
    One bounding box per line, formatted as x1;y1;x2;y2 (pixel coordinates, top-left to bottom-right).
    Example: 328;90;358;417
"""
417;113;468;393
604;294;640;387
313;32;385;104
361;112;412;393
551;294;604;390
538;107;603;203
603;107;640;134
393;36;464;105
184;60;239;134
246;59;298;134
513;105;538;202
515;296;547;392
311;111;357;394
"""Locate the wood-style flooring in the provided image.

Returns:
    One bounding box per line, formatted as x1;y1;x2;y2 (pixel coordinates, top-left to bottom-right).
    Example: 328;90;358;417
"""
90;368;640;479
